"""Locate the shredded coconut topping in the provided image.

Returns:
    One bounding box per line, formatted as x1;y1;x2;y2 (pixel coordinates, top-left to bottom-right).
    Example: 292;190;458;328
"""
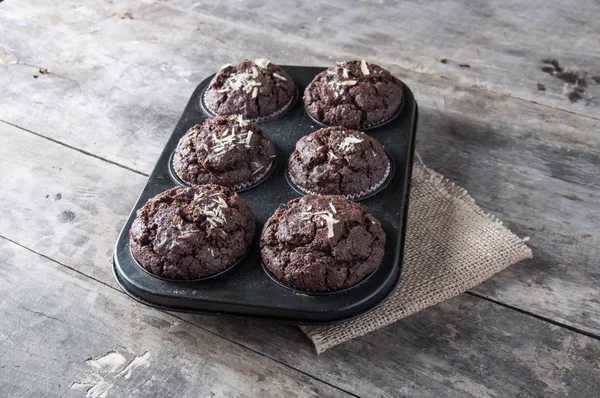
299;209;340;238
339;136;364;153
273;72;287;81
255;58;270;68
328;77;358;98
219;67;262;95
193;191;228;229
236;114;250;127
360;59;370;75
327;151;339;160
206;120;255;160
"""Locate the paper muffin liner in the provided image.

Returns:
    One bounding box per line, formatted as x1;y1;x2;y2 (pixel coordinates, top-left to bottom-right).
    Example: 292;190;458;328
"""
261;258;380;295
359;97;404;129
203;87;297;123
170;151;275;193
231;160;275;192
287;156;392;201
304;97;404;130
131;242;247;283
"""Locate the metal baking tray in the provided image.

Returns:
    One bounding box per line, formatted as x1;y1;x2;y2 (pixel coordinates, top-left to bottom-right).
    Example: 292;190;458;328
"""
113;65;418;323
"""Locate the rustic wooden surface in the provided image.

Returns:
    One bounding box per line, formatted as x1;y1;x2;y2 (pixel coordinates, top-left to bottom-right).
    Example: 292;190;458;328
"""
1;0;599;396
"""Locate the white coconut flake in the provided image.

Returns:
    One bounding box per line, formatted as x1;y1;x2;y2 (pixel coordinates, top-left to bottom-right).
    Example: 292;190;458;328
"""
319;213;339;238
217;197;228;208
252;86;258;98
255;58;270;68
251;165;265;175
339;136;364;153
360;59;370;75
345;137;363;144
273;72;287;81
342;68;349;79
236;114;249;127
340;80;357;86
327;151;338;160
222;71;262;94
300;209;339;239
329;202;337;213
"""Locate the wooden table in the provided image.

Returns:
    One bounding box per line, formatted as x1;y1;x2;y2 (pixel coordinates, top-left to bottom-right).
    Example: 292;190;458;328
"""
1;1;599;396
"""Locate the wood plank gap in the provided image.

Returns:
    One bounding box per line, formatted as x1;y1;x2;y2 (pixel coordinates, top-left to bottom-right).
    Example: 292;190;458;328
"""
0;234;360;397
0;119;149;177
466;291;600;341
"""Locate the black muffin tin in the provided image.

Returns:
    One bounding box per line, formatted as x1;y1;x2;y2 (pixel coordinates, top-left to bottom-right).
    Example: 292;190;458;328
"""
113;66;418;324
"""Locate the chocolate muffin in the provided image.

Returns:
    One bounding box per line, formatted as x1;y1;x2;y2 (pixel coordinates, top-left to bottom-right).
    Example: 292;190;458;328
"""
204;59;296;120
288;126;389;198
260;195;385;291
303;60;403;128
130;185;255;280
173;115;277;189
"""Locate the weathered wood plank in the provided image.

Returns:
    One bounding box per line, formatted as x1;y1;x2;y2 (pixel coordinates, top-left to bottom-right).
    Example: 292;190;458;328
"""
166;0;600;116
186;295;600;397
1;0;599;174
2;237;600;397
1;104;600;395
0;239;349;398
0;121;145;283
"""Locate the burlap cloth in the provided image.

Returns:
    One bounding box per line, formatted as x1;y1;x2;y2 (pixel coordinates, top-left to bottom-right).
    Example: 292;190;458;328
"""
300;162;532;353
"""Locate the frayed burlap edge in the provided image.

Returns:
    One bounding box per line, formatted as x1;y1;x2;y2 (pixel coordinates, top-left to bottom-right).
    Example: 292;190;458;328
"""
300;162;532;354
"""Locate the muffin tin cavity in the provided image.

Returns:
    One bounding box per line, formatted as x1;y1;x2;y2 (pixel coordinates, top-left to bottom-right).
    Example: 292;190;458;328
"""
202;86;299;123
168;151;278;193
285;151;395;201
304;98;404;131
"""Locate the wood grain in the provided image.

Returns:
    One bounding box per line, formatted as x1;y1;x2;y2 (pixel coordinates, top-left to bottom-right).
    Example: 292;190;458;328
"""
1;0;600;394
2;236;600;397
184;297;600;397
167;0;600;117
1;0;599;173
2;47;599;339
1;104;600;396
0;239;349;398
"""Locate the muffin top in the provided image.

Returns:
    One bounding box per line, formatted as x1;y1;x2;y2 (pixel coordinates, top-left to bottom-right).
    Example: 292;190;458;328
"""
303;60;403;128
173;115;277;189
204;59;296;119
260;195;385;291
288;126;388;197
130;185;255;280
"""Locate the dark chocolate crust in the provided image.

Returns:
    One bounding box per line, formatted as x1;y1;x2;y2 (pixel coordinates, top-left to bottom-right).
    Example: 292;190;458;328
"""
173;115;277;188
260;195;385;291
303;60;403;128
288;126;388;196
205;59;296;119
130;185;255;280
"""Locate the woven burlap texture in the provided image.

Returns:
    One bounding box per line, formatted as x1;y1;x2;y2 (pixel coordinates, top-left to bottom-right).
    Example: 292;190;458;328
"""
300;162;533;353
